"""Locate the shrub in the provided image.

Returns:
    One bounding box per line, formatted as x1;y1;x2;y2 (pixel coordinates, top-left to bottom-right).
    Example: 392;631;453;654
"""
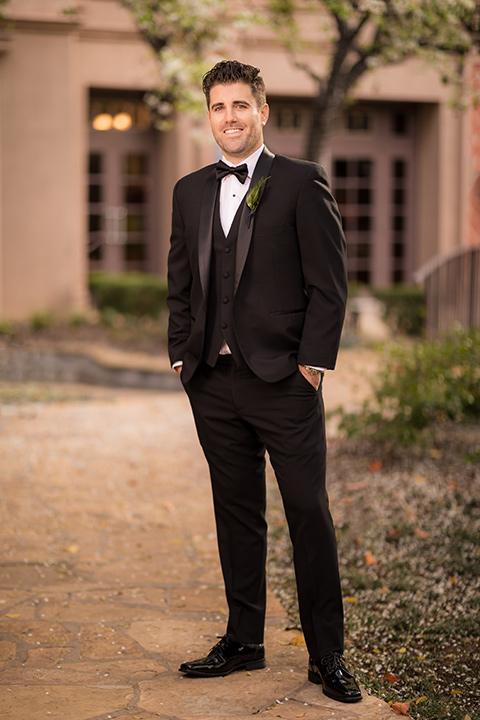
337;327;480;446
0;319;16;336
30;311;54;332
372;284;426;336
69;312;89;328
89;272;168;318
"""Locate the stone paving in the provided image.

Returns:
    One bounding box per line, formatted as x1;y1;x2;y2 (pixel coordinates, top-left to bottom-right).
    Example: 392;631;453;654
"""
0;348;397;720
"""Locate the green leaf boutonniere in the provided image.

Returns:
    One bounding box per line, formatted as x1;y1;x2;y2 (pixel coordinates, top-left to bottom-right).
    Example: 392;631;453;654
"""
246;176;270;211
246;176;271;228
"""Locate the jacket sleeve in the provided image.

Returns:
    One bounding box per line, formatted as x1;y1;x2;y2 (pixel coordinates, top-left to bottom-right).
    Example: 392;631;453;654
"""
296;165;348;370
167;183;193;367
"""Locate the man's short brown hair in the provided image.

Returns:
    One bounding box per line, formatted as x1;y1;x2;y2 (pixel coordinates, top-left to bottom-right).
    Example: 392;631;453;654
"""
202;60;267;109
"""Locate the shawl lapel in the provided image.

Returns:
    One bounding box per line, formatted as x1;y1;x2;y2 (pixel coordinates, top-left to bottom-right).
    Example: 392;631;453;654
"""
197;167;218;300
235;147;275;294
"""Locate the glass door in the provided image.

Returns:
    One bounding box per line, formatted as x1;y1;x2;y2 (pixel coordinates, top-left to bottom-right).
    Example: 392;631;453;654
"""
330;104;415;286
87;90;157;273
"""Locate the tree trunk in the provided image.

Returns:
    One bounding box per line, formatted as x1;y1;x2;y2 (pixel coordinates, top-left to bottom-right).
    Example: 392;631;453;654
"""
304;77;351;163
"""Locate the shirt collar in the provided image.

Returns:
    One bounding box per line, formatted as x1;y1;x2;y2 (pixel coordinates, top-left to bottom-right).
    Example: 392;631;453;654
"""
221;144;264;180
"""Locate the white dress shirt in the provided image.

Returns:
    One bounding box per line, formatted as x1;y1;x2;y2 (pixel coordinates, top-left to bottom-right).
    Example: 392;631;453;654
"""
219;145;264;235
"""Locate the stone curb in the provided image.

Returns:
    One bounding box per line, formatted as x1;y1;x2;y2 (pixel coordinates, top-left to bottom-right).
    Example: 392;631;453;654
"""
0;343;179;391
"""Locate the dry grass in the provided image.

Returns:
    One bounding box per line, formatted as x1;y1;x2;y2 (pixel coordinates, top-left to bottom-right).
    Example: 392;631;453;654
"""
267;426;480;720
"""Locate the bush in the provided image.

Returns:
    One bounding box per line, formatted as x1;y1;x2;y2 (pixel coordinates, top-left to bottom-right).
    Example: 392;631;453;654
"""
372;284;426;336
69;312;89;328
30;311;54;332
0;319;16;336
89;272;168;318
337;328;480;446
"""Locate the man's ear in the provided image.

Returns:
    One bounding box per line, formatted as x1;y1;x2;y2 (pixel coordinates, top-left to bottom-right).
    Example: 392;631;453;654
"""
261;103;269;126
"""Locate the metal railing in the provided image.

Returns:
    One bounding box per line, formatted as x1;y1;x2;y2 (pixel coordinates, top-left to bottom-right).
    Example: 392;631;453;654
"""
415;247;480;336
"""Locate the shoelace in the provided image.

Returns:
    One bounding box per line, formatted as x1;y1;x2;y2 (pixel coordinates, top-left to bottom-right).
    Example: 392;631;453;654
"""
320;652;345;674
210;635;231;658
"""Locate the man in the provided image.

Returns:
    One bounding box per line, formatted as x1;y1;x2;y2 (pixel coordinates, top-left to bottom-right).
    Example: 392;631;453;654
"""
167;60;361;704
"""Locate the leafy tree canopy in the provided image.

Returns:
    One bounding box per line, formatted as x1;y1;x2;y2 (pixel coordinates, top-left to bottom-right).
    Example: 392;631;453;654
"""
268;0;480;158
118;0;251;127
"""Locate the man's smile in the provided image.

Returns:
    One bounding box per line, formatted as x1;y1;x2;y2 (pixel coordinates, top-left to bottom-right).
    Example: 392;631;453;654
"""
207;82;268;162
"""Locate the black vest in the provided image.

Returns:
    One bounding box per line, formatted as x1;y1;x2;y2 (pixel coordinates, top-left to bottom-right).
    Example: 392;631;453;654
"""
203;194;244;367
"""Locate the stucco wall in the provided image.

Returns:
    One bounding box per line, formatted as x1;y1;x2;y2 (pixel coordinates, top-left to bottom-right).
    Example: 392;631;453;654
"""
0;19;88;320
0;0;476;320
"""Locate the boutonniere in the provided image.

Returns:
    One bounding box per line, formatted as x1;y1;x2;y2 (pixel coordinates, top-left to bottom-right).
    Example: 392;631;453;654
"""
246;176;271;226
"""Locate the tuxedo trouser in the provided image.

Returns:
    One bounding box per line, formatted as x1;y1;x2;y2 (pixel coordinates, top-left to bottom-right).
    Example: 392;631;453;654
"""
182;359;344;660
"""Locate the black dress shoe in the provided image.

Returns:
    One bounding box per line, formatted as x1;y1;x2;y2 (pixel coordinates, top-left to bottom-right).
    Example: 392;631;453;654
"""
308;653;362;703
179;635;266;677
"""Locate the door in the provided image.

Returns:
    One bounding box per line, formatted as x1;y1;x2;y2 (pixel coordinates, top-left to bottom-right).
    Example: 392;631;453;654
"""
329;104;415;286
88;128;157;273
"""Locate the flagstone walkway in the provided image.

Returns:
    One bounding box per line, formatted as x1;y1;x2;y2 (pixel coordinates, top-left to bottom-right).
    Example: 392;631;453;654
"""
0;349;397;720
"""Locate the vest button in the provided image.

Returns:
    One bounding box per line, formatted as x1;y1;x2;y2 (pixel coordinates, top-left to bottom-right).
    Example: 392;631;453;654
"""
223;272;229;279
223;297;229;304
221;322;227;329
224;247;231;254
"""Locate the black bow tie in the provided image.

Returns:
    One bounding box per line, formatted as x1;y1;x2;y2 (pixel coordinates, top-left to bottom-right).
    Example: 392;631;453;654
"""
216;160;249;184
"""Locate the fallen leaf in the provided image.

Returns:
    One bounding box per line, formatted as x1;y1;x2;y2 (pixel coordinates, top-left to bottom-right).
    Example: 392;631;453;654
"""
347;480;368;491
392;701;410;715
414;527;430;539
384;672;399;683
450;690;464;696
430;448;443;459
296;715;306;718
364;550;377;566
415;697;428;704
289;635;306;647
346;596;358;603
398;647;407;654
129;478;138;486
369;460;383;472
388;527;402;540
5;613;21;619
448;481;457;489
66;545;79;554
413;474;427;484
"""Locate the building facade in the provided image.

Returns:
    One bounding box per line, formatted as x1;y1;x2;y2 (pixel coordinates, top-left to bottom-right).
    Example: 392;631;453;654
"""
0;0;478;320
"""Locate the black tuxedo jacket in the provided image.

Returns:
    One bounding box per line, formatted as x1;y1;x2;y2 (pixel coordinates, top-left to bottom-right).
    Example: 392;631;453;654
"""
167;147;347;384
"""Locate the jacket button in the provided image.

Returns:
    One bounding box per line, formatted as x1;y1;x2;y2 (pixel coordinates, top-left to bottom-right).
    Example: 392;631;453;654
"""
223;297;229;304
221;322;227;329
223;272;229;279
224;247;231;254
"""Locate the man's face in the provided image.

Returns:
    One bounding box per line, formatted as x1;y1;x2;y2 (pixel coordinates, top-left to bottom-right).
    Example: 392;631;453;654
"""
207;82;269;163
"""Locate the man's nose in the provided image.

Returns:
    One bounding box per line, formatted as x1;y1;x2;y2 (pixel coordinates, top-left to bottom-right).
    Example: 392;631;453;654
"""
225;106;237;123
